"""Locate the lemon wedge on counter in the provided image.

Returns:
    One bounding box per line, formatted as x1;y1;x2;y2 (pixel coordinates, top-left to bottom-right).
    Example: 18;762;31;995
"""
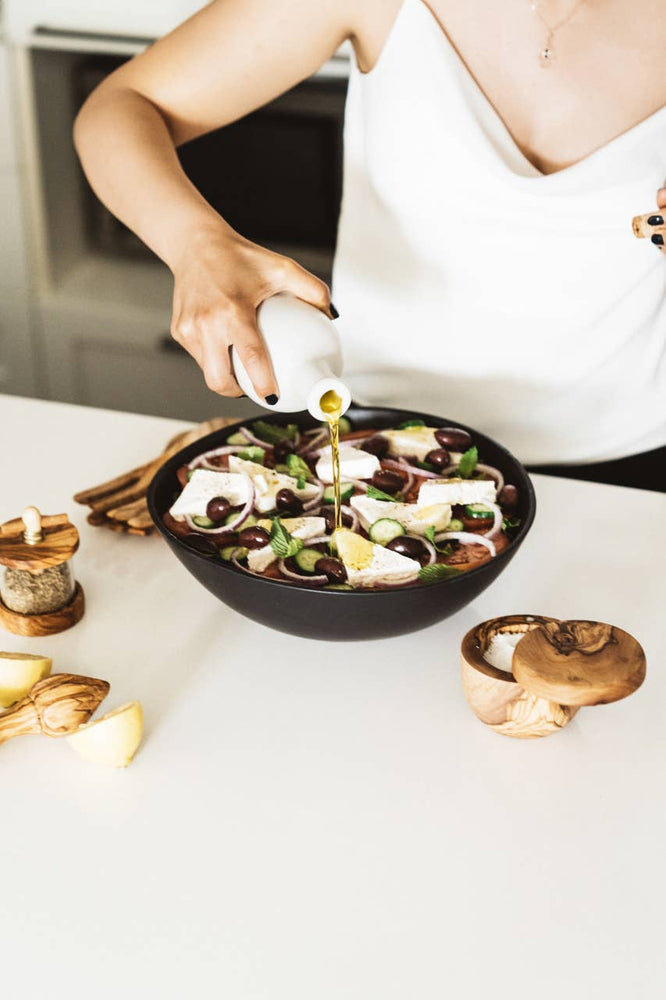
66;701;143;768
0;652;52;708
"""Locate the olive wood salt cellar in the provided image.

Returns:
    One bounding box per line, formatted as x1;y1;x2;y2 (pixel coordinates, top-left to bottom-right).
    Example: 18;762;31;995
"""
0;507;85;637
461;615;646;739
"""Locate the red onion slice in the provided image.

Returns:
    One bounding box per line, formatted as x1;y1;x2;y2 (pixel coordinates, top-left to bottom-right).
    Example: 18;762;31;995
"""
278;559;328;586
238;426;274;448
476;464;504;494
187;445;247;471
383;457;440;480
298;429;328;455
348;479;369;493
397;459;415;495
406;533;436;564
434;530;496;557
303;481;325;510
485;502;504;540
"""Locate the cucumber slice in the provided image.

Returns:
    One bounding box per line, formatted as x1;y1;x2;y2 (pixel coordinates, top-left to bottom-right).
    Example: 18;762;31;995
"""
225;512;258;529
238;446;266;464
219;545;248;561
294;547;325;574
369;518;406;546
325;583;354;591
226;431;248;445
447;518;464;532
192;515;216;528
464;503;494;519
396;419;425;429
323;482;354;504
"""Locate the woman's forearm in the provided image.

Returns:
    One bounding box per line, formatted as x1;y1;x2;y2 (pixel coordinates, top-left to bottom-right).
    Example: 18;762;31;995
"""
73;86;233;271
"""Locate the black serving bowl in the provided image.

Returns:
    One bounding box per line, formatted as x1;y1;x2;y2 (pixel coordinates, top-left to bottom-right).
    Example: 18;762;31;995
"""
147;405;536;641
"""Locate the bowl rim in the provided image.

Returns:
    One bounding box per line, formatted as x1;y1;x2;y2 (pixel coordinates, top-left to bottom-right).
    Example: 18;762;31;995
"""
147;404;537;596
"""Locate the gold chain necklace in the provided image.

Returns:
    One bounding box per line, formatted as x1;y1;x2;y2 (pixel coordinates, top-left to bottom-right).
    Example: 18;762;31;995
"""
529;0;587;67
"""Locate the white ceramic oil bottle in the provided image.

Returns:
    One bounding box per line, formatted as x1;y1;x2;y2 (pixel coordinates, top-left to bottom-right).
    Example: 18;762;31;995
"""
231;292;351;420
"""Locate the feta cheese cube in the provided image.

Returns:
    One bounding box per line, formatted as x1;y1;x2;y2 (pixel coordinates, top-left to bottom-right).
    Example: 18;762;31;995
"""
315;445;381;484
169;469;250;520
333;529;420;587
229;456;320;513
349;495;451;536
418;477;497;507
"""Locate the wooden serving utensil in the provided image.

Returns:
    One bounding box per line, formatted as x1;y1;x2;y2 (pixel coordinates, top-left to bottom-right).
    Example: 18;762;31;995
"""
0;673;110;745
460;615;646;739
74;417;238;535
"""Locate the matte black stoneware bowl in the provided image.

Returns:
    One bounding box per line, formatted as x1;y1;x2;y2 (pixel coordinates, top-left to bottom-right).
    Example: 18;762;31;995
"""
148;405;536;641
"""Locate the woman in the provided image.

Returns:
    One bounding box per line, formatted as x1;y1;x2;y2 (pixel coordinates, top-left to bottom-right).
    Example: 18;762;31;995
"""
74;0;666;490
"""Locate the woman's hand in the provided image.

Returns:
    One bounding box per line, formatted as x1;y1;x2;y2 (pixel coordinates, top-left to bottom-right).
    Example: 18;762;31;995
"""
633;187;666;252
169;222;334;401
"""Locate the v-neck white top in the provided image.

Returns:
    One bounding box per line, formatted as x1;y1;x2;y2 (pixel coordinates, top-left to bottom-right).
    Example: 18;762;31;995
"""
331;0;666;464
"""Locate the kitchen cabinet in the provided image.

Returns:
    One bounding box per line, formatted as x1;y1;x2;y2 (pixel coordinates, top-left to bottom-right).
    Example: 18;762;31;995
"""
0;292;38;396
38;294;260;422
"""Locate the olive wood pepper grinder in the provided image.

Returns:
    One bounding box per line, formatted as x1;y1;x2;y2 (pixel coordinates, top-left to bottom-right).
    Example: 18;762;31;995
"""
461;615;646;739
0;507;85;637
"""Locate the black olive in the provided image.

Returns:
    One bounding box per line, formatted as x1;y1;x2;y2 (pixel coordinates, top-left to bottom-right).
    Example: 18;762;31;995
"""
206;496;231;523
238;526;271;549
435;427;473;450
424;448;451;472
386;536;425;559
371;470;404;494
273;438;295;463
315;557;348;584
184;534;219;556
361;435;389;459
498;484;519;510
276;488;304;515
321;507;353;532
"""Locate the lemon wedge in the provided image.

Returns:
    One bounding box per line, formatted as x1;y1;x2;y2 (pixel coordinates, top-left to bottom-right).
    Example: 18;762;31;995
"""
66;701;143;767
0;652;52;708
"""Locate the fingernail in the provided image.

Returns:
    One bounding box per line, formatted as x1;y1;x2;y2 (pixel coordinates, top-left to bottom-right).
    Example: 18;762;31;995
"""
648;215;664;226
651;234;664;246
265;394;279;405
329;302;340;319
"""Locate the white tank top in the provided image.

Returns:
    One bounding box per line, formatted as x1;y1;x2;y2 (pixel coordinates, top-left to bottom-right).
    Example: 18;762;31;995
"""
332;0;666;465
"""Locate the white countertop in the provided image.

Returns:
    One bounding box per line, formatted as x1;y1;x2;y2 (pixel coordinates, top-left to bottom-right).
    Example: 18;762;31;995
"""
1;394;665;1000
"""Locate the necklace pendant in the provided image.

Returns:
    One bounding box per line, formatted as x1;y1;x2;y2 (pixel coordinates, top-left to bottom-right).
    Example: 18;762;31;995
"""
539;45;554;66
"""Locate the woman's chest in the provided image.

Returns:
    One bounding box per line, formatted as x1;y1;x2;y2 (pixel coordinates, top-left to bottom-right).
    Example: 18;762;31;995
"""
424;0;666;175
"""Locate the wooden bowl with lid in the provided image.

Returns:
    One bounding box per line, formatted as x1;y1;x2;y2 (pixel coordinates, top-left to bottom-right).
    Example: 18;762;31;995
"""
461;614;646;739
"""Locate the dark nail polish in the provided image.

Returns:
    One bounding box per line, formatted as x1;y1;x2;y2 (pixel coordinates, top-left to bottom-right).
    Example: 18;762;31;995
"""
264;394;279;405
648;215;664;226
329;302;340;319
651;234;664;246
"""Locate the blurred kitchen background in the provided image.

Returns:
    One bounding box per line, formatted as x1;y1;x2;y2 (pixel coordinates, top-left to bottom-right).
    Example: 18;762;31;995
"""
0;0;349;420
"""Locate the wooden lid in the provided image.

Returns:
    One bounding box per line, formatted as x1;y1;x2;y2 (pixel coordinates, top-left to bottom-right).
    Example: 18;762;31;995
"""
512;620;646;707
0;509;79;570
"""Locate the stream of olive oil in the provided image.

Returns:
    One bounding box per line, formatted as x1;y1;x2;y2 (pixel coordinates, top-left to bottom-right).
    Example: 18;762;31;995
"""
320;389;343;529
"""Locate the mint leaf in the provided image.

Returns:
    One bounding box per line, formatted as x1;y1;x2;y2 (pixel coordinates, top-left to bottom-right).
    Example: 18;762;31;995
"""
252;420;298;445
425;525;454;555
270;517;304;558
238;446;266;464
286;453;312;482
366;484;397;502
457;446;478;479
418;562;461;584
502;516;522;538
